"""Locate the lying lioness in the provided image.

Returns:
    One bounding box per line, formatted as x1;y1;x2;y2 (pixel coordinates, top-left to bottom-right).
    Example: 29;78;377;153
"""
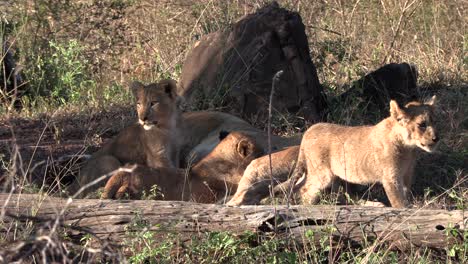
101;131;263;203
179;111;301;165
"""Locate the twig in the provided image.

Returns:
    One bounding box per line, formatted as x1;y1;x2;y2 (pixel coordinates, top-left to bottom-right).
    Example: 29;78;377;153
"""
48;165;138;236
1;212;122;262
268;70;283;234
381;0;419;64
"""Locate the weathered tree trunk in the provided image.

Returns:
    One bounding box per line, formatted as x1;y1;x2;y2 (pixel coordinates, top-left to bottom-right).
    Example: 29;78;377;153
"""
1;194;465;250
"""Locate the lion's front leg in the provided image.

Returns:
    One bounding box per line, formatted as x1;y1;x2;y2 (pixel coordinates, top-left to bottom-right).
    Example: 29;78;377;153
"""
382;175;408;208
402;162;416;202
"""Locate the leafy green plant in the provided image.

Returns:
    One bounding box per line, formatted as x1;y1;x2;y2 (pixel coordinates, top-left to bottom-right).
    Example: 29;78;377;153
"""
22;39;95;107
141;184;165;200
99;83;130;105
128;231;173;264
187;231;296;263
124;211;172;263
80;233;93;248
448;189;466;210
446;226;468;262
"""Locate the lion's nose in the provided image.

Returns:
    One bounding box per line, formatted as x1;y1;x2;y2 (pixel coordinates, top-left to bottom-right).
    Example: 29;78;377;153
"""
432;135;439;142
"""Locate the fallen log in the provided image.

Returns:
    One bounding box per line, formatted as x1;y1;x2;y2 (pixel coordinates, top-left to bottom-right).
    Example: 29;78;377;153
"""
0;193;465;250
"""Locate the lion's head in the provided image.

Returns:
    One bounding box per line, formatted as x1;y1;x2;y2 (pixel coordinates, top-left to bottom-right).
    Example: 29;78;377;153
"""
192;131;264;185
390;96;439;152
130;79;180;130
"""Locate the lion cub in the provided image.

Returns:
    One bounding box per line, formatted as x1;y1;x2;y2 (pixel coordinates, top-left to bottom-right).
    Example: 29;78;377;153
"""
293;97;439;208
227;146;300;205
76;79;181;196
101;131;263;203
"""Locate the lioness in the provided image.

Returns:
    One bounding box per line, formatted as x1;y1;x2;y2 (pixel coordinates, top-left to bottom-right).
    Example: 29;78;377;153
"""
101;131;263;203
179;112;301;165
76;79;181;195
291;97;439;208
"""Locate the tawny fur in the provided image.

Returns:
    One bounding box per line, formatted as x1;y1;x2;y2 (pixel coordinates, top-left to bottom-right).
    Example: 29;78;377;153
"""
227;146;365;206
179;111;301;166
101;132;264;203
227;146;300;205
75;79;300;197
292;97;439;208
76;79;181;196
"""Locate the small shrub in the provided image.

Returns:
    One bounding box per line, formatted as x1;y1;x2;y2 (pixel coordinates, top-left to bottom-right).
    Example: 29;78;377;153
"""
24;39;95;106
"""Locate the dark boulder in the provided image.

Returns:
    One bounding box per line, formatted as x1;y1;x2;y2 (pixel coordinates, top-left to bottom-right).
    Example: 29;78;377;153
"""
179;2;327;123
341;62;419;117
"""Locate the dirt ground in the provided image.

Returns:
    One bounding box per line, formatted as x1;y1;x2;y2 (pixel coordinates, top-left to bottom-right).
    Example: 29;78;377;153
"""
0;105;135;192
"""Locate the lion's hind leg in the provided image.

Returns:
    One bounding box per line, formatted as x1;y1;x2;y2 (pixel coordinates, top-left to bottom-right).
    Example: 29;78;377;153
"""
74;155;122;197
101;170;131;199
299;160;335;204
227;160;270;205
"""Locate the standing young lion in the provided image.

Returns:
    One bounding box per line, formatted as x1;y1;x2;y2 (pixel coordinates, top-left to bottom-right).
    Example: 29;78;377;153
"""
101;131;263;203
292;97;439;208
76;79;181;195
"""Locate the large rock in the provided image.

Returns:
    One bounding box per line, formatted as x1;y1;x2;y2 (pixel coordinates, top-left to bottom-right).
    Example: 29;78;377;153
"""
340;63;419;118
179;2;326;123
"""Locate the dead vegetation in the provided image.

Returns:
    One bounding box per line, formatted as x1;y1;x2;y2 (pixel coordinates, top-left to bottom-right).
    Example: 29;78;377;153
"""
0;0;466;263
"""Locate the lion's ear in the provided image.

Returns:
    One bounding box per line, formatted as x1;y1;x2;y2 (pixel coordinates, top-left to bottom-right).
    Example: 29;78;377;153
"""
160;79;178;99
390;100;409;125
426;95;437;107
237;139;254;158
130;81;144;98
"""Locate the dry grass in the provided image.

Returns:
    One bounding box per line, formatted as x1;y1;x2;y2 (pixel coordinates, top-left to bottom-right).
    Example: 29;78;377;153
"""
0;0;466;262
3;0;464;90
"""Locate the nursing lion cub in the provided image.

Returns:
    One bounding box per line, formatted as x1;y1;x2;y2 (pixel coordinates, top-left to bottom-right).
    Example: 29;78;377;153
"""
292;97;439;208
227;146;300;205
77;79;181;195
101;131;263;203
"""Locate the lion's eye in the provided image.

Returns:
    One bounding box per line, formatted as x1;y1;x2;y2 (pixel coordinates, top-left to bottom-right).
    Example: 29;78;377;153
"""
418;122;427;129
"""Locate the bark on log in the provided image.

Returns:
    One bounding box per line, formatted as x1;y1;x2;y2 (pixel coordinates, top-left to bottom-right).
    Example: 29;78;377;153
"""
1;194;465;250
